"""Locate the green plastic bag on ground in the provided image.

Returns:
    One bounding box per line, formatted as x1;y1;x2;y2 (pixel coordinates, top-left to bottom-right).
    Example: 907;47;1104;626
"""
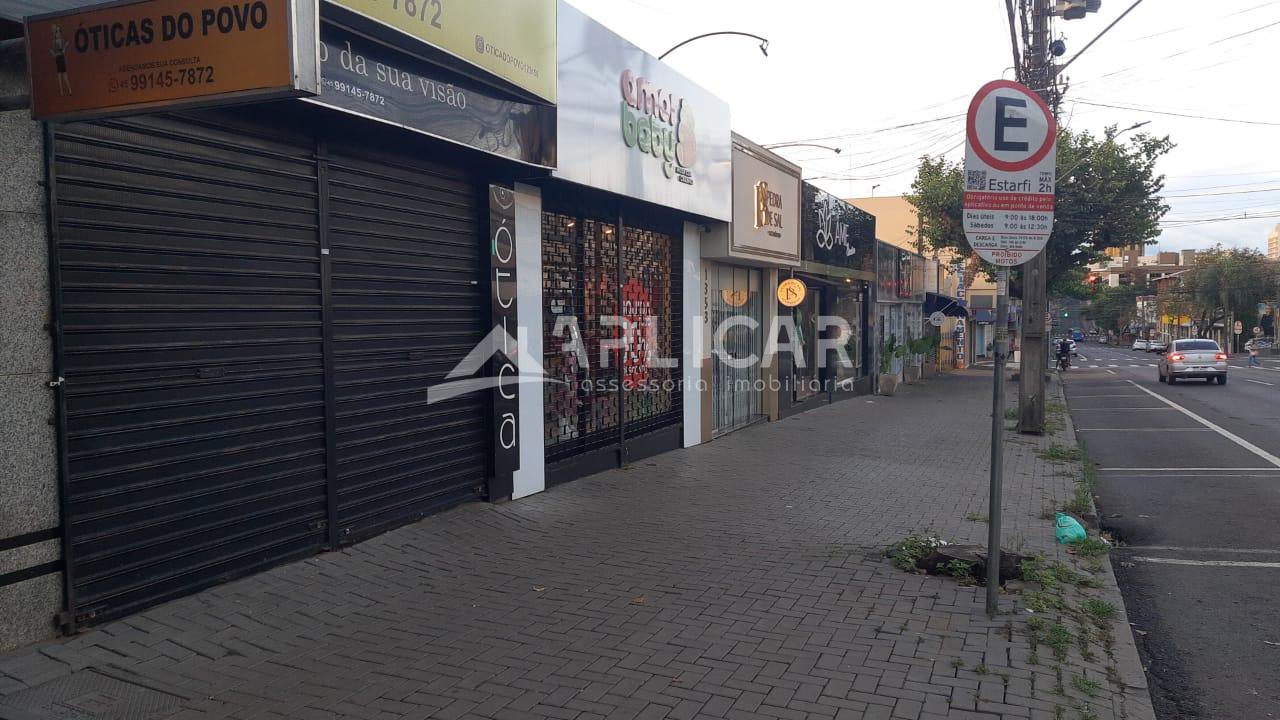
1055;512;1087;545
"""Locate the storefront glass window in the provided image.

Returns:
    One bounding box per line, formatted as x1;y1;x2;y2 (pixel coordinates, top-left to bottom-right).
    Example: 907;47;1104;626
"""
833;287;864;385
793;291;821;401
877;303;905;374
709;265;763;433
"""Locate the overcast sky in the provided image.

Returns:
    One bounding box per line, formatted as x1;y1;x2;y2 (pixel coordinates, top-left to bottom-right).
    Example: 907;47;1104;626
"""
569;0;1280;254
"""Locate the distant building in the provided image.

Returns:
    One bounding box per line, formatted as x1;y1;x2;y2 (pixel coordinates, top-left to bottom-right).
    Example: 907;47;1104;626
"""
1087;244;1203;290
846;196;973;365
1268;224;1280;260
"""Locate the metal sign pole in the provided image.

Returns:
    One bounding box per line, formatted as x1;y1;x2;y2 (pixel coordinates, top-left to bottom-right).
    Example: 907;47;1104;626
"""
986;267;1009;616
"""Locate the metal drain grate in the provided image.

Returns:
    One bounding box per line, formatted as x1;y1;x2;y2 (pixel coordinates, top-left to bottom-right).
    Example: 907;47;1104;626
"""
0;667;190;720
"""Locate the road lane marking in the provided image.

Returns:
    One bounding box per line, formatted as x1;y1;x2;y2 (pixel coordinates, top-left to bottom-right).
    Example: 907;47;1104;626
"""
1069;394;1147;398
1132;557;1280;568
1126;379;1280;468
1110;473;1280;478
1108;364;1119;367
1245;379;1274;386
1124;546;1280;555
1072;407;1174;411
1106;370;1117;375
1097;467;1280;471
1075;428;1210;432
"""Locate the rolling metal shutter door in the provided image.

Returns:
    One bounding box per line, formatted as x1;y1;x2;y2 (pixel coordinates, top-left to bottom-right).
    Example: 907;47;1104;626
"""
52;113;327;623
323;143;487;541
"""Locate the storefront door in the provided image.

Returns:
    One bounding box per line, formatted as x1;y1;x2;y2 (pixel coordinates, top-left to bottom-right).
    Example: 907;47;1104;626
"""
833;285;866;388
541;207;683;479
793;291;822;401
708;265;763;434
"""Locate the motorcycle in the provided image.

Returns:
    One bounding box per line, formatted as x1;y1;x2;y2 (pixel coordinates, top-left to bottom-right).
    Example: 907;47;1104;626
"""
1057;354;1070;371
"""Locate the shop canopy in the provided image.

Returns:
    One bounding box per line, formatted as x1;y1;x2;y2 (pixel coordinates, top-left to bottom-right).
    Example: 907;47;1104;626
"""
924;292;968;318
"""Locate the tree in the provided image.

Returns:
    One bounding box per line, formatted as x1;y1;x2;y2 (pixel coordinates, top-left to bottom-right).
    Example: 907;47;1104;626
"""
1089;285;1142;334
1176;246;1278;334
907;126;1173;291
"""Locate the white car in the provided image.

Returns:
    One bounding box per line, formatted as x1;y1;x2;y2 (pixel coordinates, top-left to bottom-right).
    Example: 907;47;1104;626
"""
1158;338;1228;385
1148;338;1168;353
1132;338;1150;351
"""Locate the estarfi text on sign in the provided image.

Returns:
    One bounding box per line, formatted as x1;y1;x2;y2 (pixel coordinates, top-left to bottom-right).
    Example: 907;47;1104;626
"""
962;79;1056;267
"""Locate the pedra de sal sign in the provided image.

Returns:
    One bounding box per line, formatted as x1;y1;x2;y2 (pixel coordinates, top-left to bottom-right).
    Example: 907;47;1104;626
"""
25;0;318;122
963;79;1056;267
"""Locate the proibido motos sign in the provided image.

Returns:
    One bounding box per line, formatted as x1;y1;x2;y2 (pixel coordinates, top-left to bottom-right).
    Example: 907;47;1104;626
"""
963;80;1056;266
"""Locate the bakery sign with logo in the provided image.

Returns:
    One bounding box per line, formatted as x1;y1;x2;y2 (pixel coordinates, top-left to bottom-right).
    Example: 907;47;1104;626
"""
553;0;730;221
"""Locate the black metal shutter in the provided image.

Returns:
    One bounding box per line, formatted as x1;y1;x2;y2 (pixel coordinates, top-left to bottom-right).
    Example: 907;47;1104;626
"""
51;112;327;623
323;141;488;541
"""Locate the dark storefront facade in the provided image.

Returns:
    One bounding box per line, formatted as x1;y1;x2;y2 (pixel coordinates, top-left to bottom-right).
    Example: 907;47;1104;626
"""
776;183;877;418
536;1;731;485
36;3;556;629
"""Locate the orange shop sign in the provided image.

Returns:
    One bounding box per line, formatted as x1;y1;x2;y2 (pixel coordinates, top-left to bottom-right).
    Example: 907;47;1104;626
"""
25;0;319;121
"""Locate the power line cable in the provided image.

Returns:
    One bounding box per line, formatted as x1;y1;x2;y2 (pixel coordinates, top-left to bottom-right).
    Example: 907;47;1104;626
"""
1130;1;1276;41
1036;16;1280;94
1163;180;1280;193
769;113;965;146
1071;99;1280;126
1163;188;1280;199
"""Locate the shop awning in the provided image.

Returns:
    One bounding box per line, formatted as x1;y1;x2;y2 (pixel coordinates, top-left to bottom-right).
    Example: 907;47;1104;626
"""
924;292;968;318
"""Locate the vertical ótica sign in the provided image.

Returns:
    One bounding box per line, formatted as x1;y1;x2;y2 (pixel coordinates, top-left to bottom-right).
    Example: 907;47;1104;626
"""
488;184;519;499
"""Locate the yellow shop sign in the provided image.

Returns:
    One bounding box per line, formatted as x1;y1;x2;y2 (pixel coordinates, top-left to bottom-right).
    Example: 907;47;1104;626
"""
327;0;555;102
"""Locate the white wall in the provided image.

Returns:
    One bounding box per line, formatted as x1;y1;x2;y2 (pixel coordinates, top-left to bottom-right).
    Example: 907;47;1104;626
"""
682;222;703;448
512;183;545;499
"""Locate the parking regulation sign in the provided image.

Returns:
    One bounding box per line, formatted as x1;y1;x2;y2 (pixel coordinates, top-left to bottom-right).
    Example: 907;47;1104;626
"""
963;80;1056;266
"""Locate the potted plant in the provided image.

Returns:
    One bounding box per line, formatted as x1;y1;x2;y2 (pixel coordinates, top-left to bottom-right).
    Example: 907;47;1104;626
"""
878;333;902;396
921;336;942;378
903;332;923;384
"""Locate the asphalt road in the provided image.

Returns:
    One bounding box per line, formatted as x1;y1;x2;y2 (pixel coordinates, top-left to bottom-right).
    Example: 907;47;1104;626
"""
1060;340;1280;720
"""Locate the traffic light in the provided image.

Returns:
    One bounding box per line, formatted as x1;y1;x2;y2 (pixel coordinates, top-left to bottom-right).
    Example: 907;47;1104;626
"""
1062;311;1070;317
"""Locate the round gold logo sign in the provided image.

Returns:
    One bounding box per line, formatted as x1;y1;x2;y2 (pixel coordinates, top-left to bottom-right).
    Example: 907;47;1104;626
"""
777;278;807;307
720;288;749;308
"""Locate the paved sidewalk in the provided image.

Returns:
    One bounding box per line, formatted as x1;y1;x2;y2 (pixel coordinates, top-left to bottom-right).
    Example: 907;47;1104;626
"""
0;371;1153;720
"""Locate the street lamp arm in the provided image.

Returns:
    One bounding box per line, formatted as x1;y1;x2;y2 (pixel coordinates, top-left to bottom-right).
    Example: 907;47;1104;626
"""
658;32;769;60
761;142;842;154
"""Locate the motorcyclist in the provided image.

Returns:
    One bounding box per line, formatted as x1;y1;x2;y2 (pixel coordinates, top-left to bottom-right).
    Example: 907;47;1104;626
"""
1056;337;1073;369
